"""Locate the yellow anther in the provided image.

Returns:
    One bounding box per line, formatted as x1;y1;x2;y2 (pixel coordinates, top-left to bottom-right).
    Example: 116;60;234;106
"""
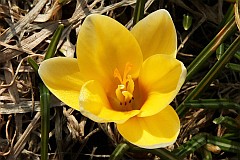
114;63;135;108
122;91;133;103
115;85;125;104
126;75;134;94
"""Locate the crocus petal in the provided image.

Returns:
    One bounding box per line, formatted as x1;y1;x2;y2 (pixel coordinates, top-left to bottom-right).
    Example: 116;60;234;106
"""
117;105;180;149
79;80;140;124
131;9;177;60
76;14;143;92
137;54;186;117
38;57;84;111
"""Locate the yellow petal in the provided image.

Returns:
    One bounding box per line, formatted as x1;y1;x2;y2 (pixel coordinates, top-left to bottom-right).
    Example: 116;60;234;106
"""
138;54;186;117
38;57;84;111
79;80;140;124
76;14;143;92
117;105;180;149
131;9;177;60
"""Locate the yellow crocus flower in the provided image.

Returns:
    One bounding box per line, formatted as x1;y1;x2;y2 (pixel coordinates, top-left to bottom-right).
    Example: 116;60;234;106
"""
39;9;187;149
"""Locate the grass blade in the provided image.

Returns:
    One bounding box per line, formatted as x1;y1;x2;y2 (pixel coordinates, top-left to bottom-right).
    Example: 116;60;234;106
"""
200;148;212;160
183;13;193;31
234;51;240;60
130;147;179;160
186;16;237;81
182;99;240;111
174;133;208;158
177;35;240;117
222;132;240;139
207;135;240;153
213;116;240;130
147;148;179;160
173;133;240;158
109;143;129;160
217;3;234;31
225;63;240;72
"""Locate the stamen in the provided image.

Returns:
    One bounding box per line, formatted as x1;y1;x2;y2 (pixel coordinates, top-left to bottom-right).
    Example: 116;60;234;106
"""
115;85;125;103
122;91;133;103
114;63;135;110
126;75;134;93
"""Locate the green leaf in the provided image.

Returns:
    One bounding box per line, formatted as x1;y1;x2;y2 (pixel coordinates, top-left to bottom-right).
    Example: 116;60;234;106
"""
27;57;39;73
44;24;64;60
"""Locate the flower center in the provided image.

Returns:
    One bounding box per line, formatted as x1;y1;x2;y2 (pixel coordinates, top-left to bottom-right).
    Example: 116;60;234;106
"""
114;63;134;110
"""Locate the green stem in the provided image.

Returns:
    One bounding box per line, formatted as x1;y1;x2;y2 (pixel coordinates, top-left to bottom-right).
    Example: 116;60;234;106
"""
28;24;64;160
39;83;50;160
177;35;240;117
133;0;147;25
40;24;64;160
